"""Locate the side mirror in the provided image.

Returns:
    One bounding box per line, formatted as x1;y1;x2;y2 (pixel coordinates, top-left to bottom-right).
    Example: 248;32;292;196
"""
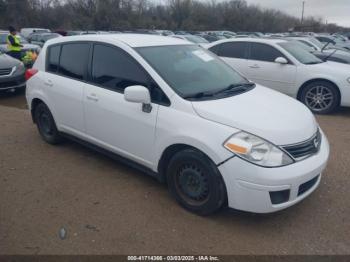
124;85;152;113
275;57;288;64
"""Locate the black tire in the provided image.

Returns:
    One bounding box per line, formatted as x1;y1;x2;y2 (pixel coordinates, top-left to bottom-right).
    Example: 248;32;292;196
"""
166;148;227;215
300;81;340;114
34;103;63;145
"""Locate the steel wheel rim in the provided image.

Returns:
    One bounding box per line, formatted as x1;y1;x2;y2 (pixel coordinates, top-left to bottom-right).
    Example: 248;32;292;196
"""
305;85;334;112
39;111;53;136
175;163;210;206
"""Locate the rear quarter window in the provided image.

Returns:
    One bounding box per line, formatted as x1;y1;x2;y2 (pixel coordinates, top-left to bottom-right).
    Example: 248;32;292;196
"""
46;45;61;73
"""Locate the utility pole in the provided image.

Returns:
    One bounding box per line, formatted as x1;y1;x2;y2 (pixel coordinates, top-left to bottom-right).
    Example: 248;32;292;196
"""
301;1;305;25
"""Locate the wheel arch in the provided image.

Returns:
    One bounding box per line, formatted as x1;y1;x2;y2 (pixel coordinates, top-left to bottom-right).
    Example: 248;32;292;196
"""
30;98;46;123
157;143;221;183
297;78;341;104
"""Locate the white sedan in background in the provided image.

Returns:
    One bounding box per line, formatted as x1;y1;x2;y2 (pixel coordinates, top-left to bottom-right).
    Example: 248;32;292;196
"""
207;38;350;114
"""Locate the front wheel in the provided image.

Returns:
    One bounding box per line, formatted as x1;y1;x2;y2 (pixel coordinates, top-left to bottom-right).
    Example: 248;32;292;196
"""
166;149;227;215
300;81;340;114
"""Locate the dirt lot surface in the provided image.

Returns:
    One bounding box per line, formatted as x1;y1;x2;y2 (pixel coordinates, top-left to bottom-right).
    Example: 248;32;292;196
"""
0;92;349;255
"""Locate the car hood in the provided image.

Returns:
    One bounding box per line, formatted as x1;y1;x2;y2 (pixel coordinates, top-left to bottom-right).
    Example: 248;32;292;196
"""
22;44;40;50
191;85;318;145
309;60;350;74
0;53;20;68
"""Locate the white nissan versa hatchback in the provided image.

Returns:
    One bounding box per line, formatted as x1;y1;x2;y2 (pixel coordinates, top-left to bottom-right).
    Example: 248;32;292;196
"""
25;35;329;215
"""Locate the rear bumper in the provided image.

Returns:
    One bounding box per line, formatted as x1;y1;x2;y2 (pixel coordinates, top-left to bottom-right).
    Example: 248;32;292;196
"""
0;73;26;90
218;129;330;213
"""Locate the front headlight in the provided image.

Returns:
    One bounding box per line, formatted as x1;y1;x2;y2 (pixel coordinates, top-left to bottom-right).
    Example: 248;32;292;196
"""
224;131;294;167
13;63;25;74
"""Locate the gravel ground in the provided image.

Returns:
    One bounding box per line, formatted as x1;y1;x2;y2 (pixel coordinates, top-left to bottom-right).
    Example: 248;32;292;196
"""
0;92;349;255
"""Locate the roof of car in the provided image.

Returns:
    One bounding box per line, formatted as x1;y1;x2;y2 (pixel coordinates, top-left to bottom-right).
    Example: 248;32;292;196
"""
46;34;192;48
208;37;287;47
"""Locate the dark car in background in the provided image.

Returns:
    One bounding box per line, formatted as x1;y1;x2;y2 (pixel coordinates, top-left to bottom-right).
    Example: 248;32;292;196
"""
0;52;26;92
27;33;62;47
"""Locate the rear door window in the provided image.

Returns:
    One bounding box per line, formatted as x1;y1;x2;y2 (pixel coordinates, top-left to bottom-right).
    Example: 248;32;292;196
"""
58;43;90;80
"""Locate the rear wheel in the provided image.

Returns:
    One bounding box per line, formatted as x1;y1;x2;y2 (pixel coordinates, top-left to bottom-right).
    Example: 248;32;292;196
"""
300;81;340;114
166;149;227;215
34;103;63;144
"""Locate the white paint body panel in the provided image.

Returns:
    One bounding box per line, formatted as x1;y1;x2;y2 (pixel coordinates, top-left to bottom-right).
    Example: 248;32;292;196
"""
26;34;330;213
207;38;350;106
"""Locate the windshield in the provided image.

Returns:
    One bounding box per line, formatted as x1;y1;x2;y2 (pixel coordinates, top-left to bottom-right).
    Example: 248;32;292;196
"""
308;37;325;49
0;33;29;44
137;45;252;99
184;35;209;44
279;42;323;64
294;40;316;52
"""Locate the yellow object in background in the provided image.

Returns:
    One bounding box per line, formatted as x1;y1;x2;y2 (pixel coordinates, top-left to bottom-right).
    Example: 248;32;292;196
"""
21;50;38;66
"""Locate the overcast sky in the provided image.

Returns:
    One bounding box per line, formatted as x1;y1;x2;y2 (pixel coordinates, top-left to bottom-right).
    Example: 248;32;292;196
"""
155;0;350;27
245;0;350;27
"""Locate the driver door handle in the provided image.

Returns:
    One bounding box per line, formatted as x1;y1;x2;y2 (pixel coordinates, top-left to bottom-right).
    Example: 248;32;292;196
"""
87;93;99;102
44;79;53;87
249;64;260;69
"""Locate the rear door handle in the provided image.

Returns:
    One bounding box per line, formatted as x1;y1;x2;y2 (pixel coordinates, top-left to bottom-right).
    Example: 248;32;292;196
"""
44;80;53;87
86;94;99;102
249;64;260;69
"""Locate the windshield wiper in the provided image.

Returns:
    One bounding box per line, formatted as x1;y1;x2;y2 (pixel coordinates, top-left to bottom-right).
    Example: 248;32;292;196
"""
324;49;337;61
183;91;216;99
305;61;322;65
213;82;255;95
184;82;255;100
321;41;331;52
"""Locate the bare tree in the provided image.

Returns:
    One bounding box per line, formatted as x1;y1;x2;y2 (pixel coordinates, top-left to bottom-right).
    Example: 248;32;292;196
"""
0;0;348;33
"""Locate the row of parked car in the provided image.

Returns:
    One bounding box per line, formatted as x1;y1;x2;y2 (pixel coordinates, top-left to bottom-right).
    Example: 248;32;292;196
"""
1;27;350;114
2;27;349;215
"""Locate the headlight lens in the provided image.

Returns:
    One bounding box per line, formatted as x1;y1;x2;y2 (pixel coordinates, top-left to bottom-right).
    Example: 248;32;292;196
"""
224;132;294;167
13;63;25;74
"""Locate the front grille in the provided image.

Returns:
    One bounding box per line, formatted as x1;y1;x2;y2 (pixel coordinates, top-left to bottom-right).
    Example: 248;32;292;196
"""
0;68;12;76
298;175;319;196
282;130;321;160
0;76;25;89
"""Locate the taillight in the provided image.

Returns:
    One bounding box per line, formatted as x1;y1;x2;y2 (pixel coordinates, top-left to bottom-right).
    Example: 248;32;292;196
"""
25;68;38;81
